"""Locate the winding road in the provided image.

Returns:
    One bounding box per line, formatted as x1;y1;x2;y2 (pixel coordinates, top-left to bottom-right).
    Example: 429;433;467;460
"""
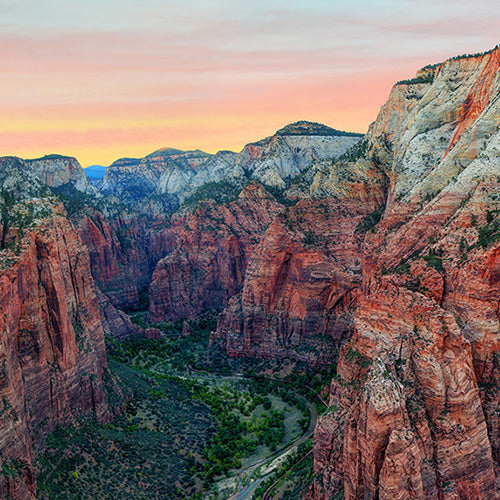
227;394;319;500
181;365;325;500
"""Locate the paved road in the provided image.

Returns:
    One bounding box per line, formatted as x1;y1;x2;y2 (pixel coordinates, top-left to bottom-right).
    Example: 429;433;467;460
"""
229;395;318;500
181;366;325;500
261;449;313;500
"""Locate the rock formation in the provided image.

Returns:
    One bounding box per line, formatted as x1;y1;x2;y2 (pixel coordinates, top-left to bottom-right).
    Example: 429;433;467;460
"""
148;183;282;321
214;145;388;362
76;208;166;309
0;157;109;499
100;121;362;211
25;154;100;196
310;46;500;499
1;45;499;499
96;289;143;340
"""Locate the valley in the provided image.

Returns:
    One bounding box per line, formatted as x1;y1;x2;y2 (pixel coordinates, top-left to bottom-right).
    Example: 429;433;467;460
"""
35;310;322;500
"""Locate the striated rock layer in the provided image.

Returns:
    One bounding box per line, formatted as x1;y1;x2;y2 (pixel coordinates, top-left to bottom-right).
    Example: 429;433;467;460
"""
76;208;172;309
311;47;500;499
0;45;498;500
214;125;388;363
214;194;382;364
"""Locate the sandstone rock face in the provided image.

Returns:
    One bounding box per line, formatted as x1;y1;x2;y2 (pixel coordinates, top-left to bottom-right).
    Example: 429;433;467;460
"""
76;209;168;309
313;286;498;499
5;155;155;340
25;155;100;196
311;47;500;499
100;148;238;210
100;121;362;211
237;122;362;189
148;183;282;321
214;198;373;363
0;158;109;499
1;45;499;500
214;134;387;363
96;289;143;340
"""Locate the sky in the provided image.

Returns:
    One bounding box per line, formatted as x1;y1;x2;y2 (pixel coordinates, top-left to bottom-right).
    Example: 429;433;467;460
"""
0;0;498;167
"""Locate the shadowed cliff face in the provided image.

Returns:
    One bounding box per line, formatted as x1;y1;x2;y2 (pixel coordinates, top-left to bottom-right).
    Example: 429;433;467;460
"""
0;159;109;499
25;155;99;196
148;183;283;322
311;47;500;499
76;209;171;309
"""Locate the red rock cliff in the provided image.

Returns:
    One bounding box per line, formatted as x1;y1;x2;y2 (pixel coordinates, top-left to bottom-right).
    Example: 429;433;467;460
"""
311;47;500;499
0;174;109;499
214;148;388;363
148;183;282;322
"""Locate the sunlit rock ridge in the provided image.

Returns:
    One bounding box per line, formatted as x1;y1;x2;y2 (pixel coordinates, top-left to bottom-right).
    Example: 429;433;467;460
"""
99;121;362;212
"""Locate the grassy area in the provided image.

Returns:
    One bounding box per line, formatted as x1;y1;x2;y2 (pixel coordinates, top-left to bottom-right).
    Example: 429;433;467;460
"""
36;360;215;499
175;377;302;485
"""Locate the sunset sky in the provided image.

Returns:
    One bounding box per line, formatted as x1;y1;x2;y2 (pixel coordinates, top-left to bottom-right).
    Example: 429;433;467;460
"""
1;0;497;167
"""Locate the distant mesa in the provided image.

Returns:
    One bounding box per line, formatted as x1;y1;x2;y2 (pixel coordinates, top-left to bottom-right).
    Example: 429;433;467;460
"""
146;147;186;157
84;164;107;181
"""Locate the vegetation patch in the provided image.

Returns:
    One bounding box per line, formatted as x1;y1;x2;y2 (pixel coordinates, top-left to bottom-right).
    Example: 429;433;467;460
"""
182;180;242;208
477;212;500;249
51;183;98;217
36;361;215;500
355;205;385;233
38;311;314;498
275;121;363;137
264;184;297;207
396;73;435;85
423;247;444;272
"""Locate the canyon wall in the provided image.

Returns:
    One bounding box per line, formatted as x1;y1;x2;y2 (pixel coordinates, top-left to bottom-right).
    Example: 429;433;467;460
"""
148;183;282;321
311;47;500;499
0;158;109;499
1;47;498;500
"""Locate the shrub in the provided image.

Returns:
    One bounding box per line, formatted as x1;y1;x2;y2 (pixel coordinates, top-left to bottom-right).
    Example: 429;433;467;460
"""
477;219;500;249
183;180;241;207
356;205;385;233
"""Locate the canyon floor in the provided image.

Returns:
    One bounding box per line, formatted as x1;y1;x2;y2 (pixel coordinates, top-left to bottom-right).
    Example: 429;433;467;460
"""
34;308;325;500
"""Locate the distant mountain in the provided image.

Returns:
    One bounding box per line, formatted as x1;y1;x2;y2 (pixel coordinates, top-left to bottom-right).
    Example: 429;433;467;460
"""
99;120;363;211
25;154;100;196
84;165;107;182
